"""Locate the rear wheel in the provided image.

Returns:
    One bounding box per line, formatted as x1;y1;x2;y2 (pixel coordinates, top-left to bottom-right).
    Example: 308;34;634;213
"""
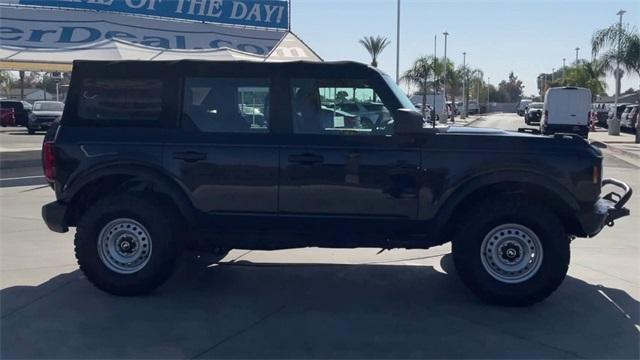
452;198;570;306
27;127;35;134
75;194;181;295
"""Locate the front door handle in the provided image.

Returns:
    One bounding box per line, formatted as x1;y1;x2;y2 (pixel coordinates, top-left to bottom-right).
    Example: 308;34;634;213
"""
288;153;324;165
173;151;207;162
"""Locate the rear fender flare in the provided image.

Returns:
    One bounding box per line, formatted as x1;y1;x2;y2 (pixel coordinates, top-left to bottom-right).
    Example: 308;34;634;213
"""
64;162;197;226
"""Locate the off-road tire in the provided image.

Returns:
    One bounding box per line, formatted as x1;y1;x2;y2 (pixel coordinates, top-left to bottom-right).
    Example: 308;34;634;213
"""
75;194;181;295
452;197;570;306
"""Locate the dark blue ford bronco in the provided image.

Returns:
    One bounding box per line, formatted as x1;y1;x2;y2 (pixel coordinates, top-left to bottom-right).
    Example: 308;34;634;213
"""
41;60;631;305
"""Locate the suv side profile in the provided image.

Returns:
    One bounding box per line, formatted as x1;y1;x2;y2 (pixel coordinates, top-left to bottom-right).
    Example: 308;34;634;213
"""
42;60;631;306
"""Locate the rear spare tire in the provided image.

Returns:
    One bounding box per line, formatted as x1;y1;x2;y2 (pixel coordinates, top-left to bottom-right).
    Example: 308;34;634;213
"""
452;198;570;306
75;194;181;295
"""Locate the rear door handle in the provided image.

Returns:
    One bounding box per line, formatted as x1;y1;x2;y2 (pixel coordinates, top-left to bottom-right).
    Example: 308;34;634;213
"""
288;154;324;165
173;151;207;162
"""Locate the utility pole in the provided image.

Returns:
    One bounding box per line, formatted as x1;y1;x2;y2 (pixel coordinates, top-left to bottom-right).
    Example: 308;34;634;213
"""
19;71;24;101
562;58;566;84
395;0;401;84
432;34;437;128
487;77;490;113
552;68;555;81
614;9;626;119
575;47;580;63
462;52;467;118
443;31;449;122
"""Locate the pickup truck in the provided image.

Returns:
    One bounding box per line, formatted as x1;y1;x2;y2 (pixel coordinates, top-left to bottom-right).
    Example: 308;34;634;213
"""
41;60;632;306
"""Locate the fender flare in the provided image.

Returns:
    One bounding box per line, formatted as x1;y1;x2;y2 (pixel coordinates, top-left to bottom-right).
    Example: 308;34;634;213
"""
63;161;197;226
429;170;581;241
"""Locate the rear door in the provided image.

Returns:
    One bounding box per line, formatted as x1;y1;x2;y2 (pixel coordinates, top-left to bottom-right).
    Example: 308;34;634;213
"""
163;75;280;226
278;76;420;223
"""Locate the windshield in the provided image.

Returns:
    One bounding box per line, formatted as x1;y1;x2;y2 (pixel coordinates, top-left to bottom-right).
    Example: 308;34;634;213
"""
34;102;64;111
529;103;543;109
382;74;417;111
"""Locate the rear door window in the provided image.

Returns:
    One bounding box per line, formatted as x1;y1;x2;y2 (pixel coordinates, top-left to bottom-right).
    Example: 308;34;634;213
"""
77;79;163;124
182;78;270;133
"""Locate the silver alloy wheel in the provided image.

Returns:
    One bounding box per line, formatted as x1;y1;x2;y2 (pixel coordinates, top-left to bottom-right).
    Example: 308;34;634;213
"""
480;224;543;284
97;218;152;274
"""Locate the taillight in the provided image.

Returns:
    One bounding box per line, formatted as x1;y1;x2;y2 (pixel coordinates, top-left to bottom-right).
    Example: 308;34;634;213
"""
544;110;548;121
43;141;56;181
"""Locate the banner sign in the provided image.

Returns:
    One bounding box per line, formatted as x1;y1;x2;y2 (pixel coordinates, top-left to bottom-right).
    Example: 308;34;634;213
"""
0;6;285;54
17;0;289;30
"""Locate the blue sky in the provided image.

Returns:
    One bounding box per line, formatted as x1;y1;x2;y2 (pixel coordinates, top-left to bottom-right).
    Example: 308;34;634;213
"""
291;0;639;97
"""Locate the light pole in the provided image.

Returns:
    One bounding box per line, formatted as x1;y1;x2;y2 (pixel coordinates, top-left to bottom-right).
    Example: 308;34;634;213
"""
395;0;401;84
575;47;580;63
552;68;555;81
614;9;626;119
442;31;449;122
432;34;437;127
487;77;490;113
462;52;467;118
562;58;566;84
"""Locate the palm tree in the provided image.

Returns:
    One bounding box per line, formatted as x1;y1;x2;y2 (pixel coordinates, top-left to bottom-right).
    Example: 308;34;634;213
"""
358;36;391;68
401;56;433;117
565;59;608;100
592;24;640;92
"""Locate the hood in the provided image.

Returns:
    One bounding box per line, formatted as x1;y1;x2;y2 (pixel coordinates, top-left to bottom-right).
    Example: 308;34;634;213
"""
32;111;63;117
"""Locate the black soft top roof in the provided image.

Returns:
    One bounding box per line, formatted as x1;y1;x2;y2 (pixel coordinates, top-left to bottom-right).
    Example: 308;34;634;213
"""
71;60;386;79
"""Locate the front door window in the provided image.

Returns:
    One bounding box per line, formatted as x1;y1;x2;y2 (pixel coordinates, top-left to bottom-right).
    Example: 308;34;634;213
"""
291;79;393;135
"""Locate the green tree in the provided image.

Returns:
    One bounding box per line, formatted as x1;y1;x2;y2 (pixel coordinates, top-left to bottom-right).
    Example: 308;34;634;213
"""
358;36;391;68
564;59;608;100
401;56;434;117
592;23;640;92
498;72;524;102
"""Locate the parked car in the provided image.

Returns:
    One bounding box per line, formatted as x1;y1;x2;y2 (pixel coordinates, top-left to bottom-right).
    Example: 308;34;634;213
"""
620;104;638;132
517;99;532;116
21;100;33;113
42;60;631;306
524;102;544;125
0;99;33;127
540;87;591;138
27;101;64;134
466;100;480;115
592;103;610;128
608;103;629;123
0;107;16;127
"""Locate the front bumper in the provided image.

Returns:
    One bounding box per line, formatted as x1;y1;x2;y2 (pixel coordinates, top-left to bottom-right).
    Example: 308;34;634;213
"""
577;178;632;237
42;201;69;233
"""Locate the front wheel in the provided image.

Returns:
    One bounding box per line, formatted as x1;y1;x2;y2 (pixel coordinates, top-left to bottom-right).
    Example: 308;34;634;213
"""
452;198;570;306
75;194;181;295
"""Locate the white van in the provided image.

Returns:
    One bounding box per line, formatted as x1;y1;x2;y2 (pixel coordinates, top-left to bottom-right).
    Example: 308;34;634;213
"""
410;94;446;120
541;87;592;138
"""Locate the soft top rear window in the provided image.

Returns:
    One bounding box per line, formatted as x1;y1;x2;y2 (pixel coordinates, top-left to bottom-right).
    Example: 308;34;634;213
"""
77;78;163;124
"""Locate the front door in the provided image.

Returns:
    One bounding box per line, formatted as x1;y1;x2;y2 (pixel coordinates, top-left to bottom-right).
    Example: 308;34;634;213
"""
279;78;420;220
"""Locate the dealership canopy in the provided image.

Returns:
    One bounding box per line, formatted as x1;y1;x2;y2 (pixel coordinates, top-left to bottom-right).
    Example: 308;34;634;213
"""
0;2;322;72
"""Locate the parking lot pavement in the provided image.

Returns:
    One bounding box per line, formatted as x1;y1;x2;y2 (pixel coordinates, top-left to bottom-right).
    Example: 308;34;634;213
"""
1;120;638;358
0;126;45;152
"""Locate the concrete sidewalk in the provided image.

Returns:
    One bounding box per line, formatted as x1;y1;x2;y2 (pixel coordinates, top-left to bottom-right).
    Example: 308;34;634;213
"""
589;128;640;161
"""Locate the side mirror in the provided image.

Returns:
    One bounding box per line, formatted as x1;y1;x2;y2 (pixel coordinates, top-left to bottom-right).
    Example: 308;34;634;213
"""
394;108;424;134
